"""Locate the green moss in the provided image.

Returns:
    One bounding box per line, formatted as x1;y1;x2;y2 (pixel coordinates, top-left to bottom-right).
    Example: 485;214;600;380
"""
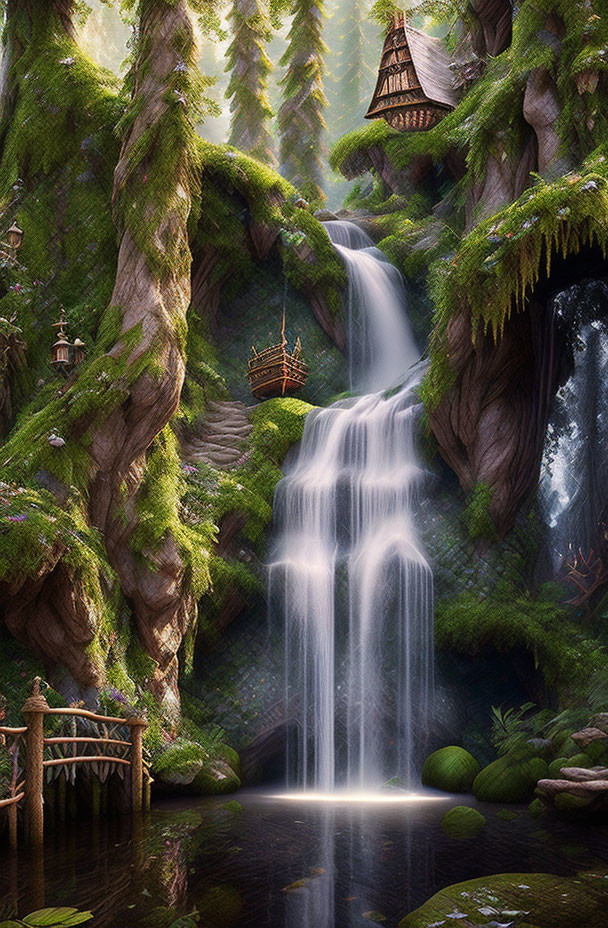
528;797;545;818
133;425;214;599
422;746;481;793
441;805;486;838
193;141;345;314
548;756;570;778
435;590;603;699
553;791;595;812
399;871;608;928
564;752;593;769
462;482;498;542
472;751;548;803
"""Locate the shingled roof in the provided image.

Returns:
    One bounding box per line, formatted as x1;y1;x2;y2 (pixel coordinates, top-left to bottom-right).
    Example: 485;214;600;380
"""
365;14;458;131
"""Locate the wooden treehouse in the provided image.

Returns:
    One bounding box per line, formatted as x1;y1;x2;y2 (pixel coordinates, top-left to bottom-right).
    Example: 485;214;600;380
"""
365;13;457;132
248;312;309;399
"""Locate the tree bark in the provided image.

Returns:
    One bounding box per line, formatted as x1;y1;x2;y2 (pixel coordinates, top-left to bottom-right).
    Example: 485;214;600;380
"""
87;0;198;716
0;0;199;717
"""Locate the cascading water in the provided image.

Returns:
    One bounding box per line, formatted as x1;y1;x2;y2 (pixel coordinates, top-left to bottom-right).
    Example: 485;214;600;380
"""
540;280;608;571
268;220;433;793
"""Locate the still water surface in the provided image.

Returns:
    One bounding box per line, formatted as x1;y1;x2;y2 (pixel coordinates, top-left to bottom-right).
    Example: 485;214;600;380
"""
2;790;608;927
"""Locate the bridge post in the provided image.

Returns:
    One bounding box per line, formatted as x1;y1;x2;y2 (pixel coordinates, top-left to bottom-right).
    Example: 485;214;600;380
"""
129;718;147;813
22;677;49;847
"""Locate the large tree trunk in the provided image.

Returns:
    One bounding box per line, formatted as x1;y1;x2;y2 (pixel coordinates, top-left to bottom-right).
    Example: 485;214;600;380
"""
87;0;198;716
0;1;75;154
0;0;198;717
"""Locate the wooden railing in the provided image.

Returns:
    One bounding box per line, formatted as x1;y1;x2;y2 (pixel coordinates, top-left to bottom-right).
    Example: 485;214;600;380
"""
0;724;26;849
1;678;150;848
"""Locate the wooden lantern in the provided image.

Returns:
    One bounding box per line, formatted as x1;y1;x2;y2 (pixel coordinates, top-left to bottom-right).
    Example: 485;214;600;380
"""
52;333;71;366
6;221;23;251
51;307;72;372
365;14;457;132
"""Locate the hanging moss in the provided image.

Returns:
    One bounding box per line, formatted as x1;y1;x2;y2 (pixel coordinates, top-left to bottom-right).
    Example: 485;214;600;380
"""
193;140;345;312
421;157;608;411
435;589;604;699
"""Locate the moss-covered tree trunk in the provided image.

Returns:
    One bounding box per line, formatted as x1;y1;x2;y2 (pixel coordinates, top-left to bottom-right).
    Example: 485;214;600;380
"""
87;0;199;716
0;1;75;134
429;2;598;537
0;0;200;716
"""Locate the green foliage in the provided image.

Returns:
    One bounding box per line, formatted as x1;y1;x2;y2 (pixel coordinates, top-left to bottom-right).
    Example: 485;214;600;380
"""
0;909;93;928
490;702;540;756
462;483;497;542
225;0;275;164
435;587;605;699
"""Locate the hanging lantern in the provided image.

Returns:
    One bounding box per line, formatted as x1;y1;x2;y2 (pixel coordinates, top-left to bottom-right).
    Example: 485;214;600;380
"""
52;332;71;366
73;337;86;366
6;221;24;251
365;14;457;132
51;307;72;374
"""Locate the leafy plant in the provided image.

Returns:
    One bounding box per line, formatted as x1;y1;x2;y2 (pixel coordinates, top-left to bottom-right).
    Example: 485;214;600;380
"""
0;908;93;928
490;702;536;756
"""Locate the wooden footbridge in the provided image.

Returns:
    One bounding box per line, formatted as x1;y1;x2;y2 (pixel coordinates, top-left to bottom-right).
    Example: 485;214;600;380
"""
0;678;151;848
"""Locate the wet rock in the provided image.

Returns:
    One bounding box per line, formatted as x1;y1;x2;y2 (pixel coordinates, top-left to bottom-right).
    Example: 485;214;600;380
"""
422;745;481;793
572;726;608;748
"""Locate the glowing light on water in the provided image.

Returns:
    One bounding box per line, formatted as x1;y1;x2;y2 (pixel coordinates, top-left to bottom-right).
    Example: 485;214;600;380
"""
269;220;433;793
267;791;448;804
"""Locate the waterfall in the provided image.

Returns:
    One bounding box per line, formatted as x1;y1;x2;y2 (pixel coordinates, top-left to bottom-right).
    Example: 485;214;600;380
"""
540;281;608;571
269;220;433;793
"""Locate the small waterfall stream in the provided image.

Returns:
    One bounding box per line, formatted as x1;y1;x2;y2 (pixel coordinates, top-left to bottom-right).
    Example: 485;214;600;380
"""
269;221;433;793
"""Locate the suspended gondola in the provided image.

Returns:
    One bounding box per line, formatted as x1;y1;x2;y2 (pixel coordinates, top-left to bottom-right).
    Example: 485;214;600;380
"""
247;309;309;399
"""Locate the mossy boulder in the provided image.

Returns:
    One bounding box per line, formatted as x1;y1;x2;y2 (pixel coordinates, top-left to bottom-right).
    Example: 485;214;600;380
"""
548;756;570;778
216;743;242;778
566;753;593;770
422;746;481;792
553;791;596;813
153;739;241;795
441;805;486;838
193;758;241;795
528;798;545;818
399;872;608;928
584;741;608;764
472;752;548;803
